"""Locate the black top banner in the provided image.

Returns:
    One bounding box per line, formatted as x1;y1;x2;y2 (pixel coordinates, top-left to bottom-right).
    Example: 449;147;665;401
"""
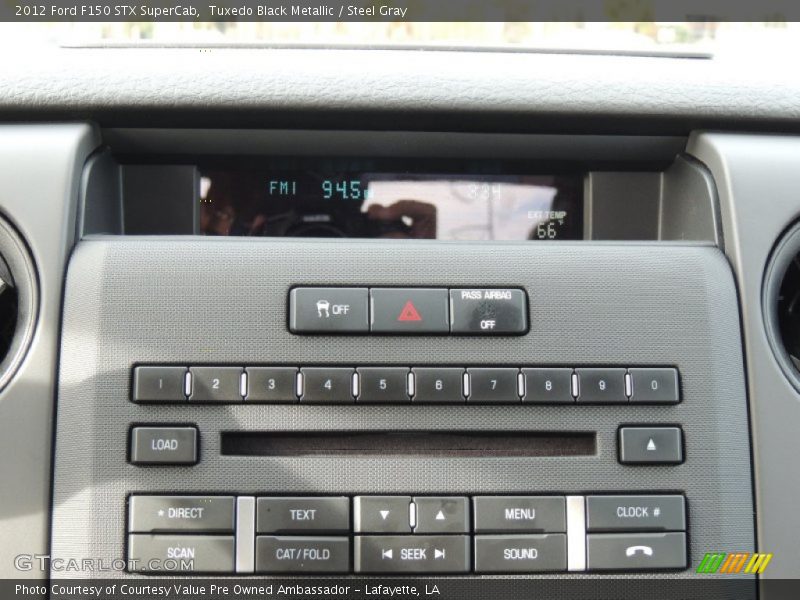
4;0;800;22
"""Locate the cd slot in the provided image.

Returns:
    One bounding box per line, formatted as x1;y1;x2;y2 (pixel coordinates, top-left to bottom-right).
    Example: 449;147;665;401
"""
220;431;596;458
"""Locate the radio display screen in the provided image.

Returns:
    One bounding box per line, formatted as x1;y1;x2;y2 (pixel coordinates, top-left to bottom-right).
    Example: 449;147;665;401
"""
199;162;583;240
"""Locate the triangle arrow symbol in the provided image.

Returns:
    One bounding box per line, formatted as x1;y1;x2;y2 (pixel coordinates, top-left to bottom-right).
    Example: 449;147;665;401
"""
646;439;657;451
382;549;393;559
379;510;390;520
434;549;445;559
435;510;446;521
397;300;423;322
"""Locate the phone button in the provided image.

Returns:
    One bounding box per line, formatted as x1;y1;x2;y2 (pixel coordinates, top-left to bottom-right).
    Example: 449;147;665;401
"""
587;532;687;571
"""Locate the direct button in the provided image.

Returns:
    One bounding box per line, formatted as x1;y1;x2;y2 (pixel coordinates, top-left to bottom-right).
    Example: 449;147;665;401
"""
370;288;449;333
289;287;369;333
474;534;567;573
474;496;566;533
619;427;684;464
128;534;234;573
354;496;411;533
354;535;470;574
129;496;234;533
413;497;469;534
586;495;686;532
256;536;350;573
450;288;528;334
257;497;350;534
587;532;687;570
130;427;197;465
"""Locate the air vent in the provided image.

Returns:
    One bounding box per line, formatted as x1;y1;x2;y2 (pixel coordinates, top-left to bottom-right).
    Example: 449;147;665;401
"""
763;220;800;390
0;216;37;392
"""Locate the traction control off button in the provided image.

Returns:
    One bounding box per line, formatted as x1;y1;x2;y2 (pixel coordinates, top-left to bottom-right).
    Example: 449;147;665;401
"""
289;287;369;333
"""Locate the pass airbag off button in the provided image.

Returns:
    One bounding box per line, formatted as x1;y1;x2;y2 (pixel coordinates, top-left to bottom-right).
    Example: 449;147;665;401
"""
450;288;528;334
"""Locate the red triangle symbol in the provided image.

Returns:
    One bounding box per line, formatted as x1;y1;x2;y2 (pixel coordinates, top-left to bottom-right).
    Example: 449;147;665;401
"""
397;300;423;322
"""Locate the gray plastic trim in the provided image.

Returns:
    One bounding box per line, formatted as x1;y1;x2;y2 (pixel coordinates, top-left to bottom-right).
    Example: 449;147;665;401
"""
0;123;100;579
688;133;800;584
103;128;686;163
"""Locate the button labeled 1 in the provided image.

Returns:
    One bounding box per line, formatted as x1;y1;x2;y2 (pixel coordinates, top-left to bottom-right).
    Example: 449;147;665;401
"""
133;366;187;402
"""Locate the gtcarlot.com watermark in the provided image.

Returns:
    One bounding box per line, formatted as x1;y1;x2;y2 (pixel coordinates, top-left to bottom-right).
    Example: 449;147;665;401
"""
14;553;192;572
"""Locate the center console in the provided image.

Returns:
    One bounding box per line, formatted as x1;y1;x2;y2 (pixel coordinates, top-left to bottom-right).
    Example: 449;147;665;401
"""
49;130;754;597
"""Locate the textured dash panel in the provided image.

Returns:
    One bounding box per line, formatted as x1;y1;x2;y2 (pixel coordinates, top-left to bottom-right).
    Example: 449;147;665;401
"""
53;238;753;594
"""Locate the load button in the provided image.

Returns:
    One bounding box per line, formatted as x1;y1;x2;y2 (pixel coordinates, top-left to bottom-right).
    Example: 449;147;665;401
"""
450;288;528;334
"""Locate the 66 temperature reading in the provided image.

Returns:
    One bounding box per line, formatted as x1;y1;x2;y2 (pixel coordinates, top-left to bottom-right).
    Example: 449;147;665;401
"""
536;222;558;239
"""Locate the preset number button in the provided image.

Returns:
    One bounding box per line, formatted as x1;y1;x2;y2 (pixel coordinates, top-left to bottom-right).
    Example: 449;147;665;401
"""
245;367;298;402
300;368;355;403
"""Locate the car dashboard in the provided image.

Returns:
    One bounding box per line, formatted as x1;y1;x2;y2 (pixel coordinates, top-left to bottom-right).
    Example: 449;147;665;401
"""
0;47;798;599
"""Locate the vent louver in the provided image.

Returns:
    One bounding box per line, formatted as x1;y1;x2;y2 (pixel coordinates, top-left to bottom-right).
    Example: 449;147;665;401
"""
0;216;37;392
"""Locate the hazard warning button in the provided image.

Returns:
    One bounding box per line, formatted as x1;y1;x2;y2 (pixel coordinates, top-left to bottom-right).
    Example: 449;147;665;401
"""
370;288;449;333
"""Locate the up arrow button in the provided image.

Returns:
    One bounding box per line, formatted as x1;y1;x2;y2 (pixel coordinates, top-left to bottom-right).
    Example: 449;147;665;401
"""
413;497;469;534
619;427;684;464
